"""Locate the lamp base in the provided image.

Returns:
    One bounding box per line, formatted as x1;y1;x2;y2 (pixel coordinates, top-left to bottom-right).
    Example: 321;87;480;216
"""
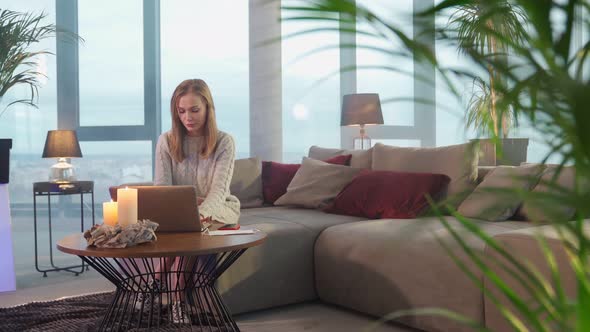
352;124;372;150
49;158;77;183
353;137;371;150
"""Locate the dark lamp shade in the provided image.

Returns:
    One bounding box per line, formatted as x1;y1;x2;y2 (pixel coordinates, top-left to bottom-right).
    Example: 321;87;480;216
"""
42;130;83;158
341;93;384;126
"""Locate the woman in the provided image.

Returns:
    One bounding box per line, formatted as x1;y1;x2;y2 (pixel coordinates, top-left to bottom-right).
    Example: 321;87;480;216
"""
149;78;240;323
155;78;240;224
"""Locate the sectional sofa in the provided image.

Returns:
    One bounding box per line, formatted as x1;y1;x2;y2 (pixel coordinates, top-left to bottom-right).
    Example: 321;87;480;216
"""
113;142;579;332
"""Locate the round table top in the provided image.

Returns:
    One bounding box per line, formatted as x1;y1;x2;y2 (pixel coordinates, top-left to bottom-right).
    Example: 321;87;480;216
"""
57;231;267;258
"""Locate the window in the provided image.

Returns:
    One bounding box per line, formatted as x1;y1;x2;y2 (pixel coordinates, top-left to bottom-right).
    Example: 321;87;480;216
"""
434;1;585;164
356;0;414;126
78;141;152;204
282;1;341;162
1;0;61;288
78;0;144;126
1;0;57;205
435;2;479;148
160;0;250;158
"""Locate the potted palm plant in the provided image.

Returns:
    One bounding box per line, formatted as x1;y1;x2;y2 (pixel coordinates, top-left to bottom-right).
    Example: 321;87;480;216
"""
449;1;530;165
0;8;59;183
285;0;590;330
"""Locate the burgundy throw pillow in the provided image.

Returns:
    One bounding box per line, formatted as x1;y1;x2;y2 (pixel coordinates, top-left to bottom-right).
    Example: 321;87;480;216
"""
325;170;450;219
262;154;352;204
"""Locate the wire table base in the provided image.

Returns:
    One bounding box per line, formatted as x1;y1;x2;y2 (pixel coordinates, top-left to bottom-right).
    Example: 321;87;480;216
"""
80;249;246;332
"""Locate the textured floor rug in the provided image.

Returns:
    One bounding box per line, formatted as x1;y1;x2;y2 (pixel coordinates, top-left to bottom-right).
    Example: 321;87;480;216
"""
0;292;322;332
0;292;112;332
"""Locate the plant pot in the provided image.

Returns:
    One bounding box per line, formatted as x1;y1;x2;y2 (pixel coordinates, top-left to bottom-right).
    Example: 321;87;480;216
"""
472;138;529;166
0;139;12;184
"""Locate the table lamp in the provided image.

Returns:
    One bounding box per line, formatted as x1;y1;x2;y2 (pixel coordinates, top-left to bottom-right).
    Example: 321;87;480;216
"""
42;130;83;183
341;93;384;150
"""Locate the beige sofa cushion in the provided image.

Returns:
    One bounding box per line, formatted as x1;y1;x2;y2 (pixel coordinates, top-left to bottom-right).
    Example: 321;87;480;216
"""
308;145;372;169
274;157;362;209
315;217;532;332
477;166;496;183
231;157;263;208
458;164;544;221
517;165;576;222
218;206;366;315
372;142;479;206
484;225;581;331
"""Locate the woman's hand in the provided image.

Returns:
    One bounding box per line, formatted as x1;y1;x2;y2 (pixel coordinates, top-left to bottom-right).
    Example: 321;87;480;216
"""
200;215;226;231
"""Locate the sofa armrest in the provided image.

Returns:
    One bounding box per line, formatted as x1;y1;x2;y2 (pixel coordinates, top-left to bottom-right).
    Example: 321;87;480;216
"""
108;182;154;201
483;224;583;331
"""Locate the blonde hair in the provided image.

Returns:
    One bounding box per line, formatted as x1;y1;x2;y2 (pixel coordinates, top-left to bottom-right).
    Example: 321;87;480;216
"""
168;79;218;162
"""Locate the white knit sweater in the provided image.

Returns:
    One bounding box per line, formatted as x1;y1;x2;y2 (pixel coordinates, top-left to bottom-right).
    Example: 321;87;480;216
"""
154;130;240;224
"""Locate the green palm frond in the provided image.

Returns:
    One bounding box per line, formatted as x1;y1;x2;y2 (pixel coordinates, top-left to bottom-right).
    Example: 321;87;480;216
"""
465;76;514;137
0;8;70;115
446;1;527;137
448;2;528;55
283;0;590;331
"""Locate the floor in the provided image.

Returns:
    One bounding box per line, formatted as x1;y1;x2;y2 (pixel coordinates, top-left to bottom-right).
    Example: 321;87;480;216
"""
2;213;417;331
236;303;418;332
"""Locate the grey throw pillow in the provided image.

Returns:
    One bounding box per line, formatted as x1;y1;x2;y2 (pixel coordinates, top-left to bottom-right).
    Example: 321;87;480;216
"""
274;157;362;209
308;145;372;169
231;157;263;208
458;164;545;221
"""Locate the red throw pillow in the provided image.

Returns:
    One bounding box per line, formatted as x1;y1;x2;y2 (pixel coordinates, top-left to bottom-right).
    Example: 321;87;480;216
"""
325;170;450;219
262;154;352;204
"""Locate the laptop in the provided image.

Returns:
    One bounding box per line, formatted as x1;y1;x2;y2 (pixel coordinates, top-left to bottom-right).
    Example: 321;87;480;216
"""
133;186;202;232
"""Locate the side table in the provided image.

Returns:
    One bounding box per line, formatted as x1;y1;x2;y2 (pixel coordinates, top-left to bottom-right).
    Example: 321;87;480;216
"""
33;181;95;277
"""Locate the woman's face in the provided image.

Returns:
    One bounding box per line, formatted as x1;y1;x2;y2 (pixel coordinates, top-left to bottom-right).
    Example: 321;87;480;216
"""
177;93;207;136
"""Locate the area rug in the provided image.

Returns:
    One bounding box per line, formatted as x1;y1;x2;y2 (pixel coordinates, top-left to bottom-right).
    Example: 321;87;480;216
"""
0;292;321;332
0;292;112;332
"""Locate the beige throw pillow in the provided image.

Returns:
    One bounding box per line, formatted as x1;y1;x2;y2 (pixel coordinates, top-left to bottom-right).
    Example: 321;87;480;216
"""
274;157;362;209
308;146;372;169
458;164;545;221
231;157;263;208
518;165;576;222
372;142;479;206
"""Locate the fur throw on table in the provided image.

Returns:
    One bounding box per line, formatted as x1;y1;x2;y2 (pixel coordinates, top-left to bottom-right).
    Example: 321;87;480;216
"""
83;220;159;248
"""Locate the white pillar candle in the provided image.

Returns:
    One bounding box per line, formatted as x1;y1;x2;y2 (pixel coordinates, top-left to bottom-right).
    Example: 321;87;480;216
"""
117;187;137;228
103;200;118;227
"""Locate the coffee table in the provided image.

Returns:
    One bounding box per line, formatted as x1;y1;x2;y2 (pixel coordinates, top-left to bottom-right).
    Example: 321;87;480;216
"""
57;231;266;331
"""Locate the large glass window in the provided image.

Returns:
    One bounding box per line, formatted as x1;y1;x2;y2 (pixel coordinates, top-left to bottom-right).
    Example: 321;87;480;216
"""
1;0;57;206
1;0;67;289
161;0;250;158
356;0;414;126
78;141;152;204
78;0;144;127
434;1;582;164
511;5;589;164
435;2;479;148
282;1;341;162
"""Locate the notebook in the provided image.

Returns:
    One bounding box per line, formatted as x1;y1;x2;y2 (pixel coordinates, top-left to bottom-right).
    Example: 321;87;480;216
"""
133;186;202;232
